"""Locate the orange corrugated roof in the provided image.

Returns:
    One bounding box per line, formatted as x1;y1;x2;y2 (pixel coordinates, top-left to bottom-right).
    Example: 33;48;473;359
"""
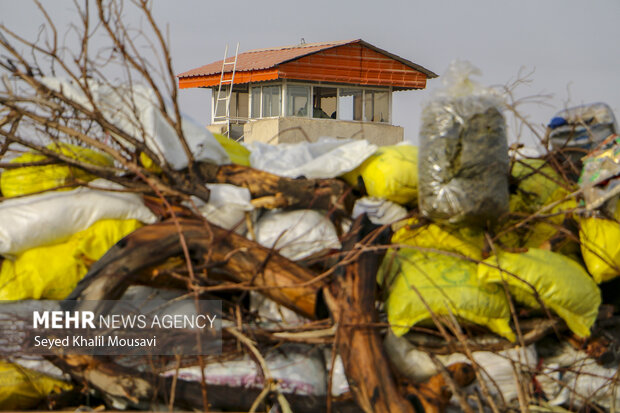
177;39;437;79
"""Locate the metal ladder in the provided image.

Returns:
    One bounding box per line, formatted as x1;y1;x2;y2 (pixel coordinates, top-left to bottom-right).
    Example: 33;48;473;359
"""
213;43;239;137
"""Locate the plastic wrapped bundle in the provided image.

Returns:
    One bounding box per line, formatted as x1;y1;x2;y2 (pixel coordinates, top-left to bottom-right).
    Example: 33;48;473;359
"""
548;102;618;174
418;61;509;226
549;102;617;153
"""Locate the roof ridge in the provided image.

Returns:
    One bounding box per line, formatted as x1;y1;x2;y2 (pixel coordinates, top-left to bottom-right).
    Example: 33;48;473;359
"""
244;39;359;54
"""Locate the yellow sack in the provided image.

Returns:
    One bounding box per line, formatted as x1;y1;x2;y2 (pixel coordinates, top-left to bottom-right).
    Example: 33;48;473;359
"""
139;152;163;174
500;159;576;249
342;144;418;206
213;133;251;166
0;219;143;300
478;248;601;338
1;143;113;198
0;361;72;410
579;204;620;283
392;218;485;261
510;159;565;209
380;249;515;341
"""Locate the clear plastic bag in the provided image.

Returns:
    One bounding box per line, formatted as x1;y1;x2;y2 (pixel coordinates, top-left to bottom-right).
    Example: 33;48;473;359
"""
549;102;617;152
418;60;509;226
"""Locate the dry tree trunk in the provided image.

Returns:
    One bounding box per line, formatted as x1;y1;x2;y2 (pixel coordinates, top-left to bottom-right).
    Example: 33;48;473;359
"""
324;216;416;413
67;218;322;319
198;162;356;215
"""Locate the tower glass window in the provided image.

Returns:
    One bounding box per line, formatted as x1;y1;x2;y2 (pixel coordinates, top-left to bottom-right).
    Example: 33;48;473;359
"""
286;85;310;117
338;88;363;121
364;90;389;123
261;85;281;118
312;87;337;119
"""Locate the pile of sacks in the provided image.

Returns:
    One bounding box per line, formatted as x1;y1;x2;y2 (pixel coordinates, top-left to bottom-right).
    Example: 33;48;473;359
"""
376;63;620;409
0;137;418;408
1;63;620;410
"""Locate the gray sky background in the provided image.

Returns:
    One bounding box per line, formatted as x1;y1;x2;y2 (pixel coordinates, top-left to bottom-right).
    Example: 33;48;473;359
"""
2;0;619;147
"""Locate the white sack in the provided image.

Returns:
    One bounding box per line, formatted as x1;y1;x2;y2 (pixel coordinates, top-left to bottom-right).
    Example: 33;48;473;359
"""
324;348;351;397
247;137;377;179
0;179;156;256
13;357;70;383
162;344;327;396
385;332;537;403
40;78;229;169
254;209;341;261
250;291;309;326
538;342;620;409
190;184;253;233
352;197;408;225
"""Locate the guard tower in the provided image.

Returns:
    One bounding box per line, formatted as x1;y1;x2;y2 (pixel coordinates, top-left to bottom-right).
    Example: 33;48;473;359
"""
177;39;437;145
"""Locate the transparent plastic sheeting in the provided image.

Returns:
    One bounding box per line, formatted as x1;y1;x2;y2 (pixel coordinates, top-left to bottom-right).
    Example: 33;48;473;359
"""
0;299;221;356
418;60;510;226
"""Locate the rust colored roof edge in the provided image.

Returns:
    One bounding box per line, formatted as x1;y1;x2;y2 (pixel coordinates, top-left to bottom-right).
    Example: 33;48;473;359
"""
181;73;427;90
179;69;280;89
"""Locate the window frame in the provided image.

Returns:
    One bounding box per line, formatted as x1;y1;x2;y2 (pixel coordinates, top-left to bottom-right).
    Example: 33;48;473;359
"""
338;87;364;122
283;82;392;123
248;83;282;119
284;82;313;118
363;89;391;123
211;85;250;124
244;81;392;123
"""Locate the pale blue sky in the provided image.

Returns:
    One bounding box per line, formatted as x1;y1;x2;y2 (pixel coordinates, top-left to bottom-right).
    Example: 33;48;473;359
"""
2;0;619;147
